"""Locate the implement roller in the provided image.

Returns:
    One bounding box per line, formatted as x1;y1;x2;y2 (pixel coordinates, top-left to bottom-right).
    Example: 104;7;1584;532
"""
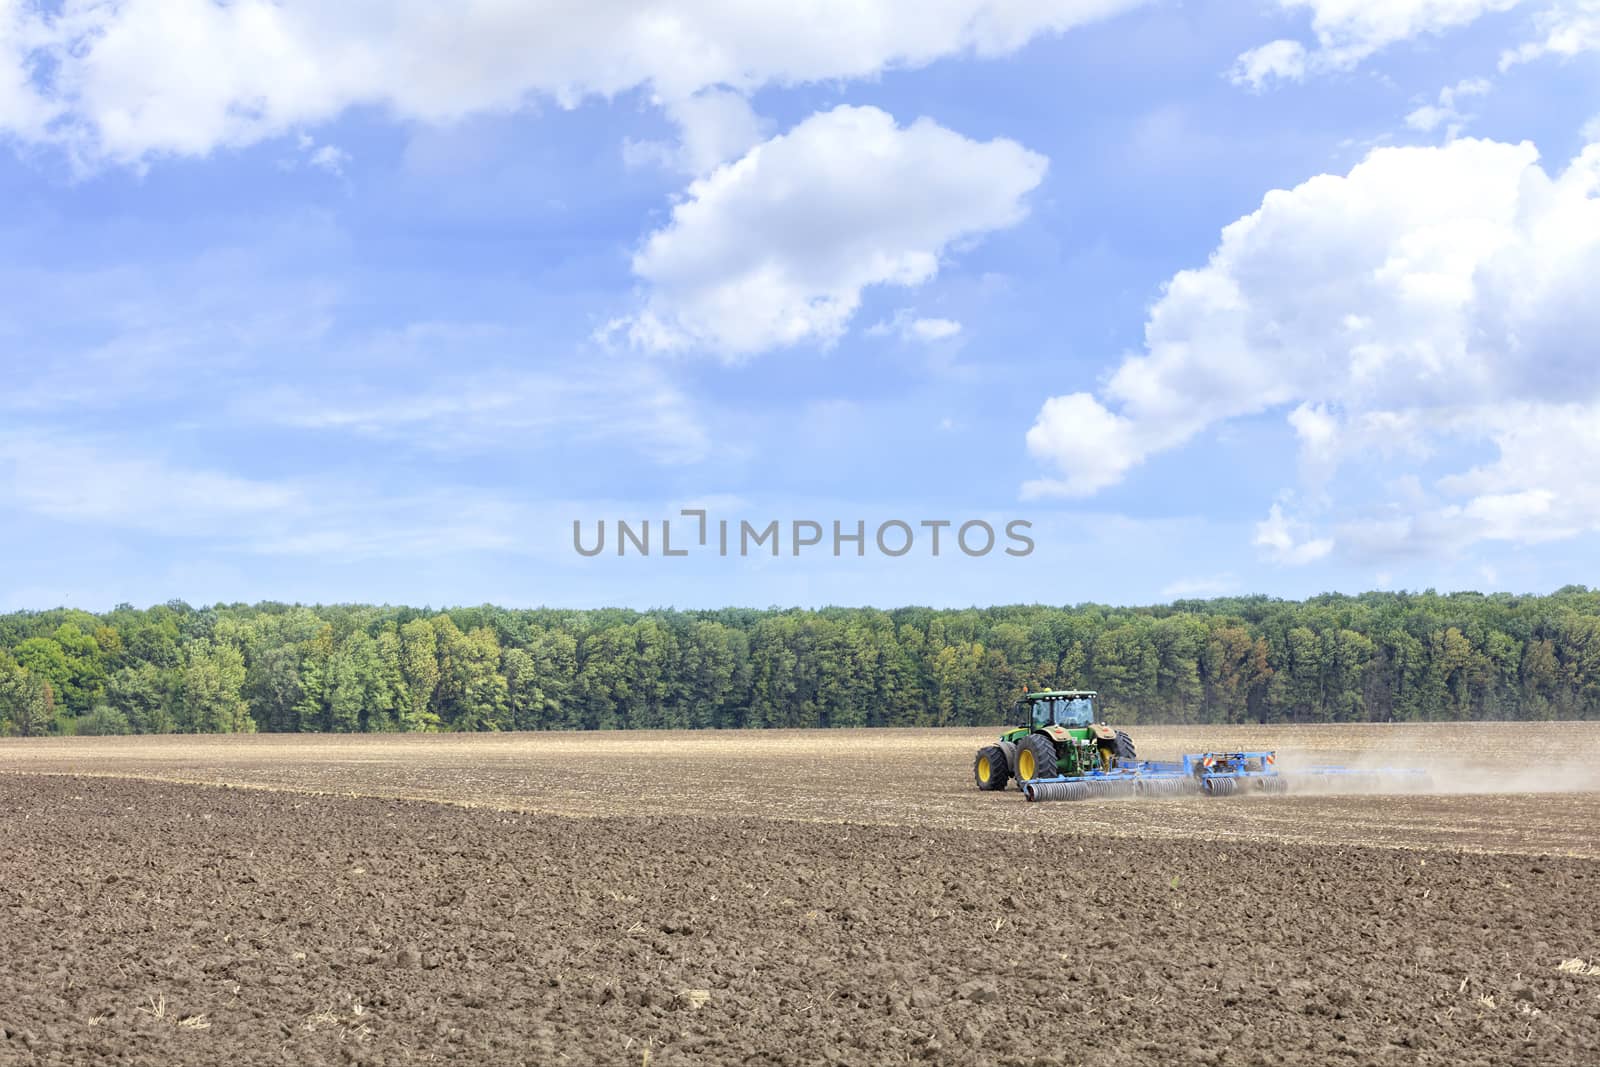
1020;751;1286;803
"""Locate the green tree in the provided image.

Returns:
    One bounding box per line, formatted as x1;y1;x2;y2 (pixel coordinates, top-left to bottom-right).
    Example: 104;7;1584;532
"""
1273;626;1324;723
1323;629;1374;722
398;618;441;731
245;645;303;732
1091;625;1157;722
178;641;255;733
0;661;54;737
450;627;508;731
105;662;174;733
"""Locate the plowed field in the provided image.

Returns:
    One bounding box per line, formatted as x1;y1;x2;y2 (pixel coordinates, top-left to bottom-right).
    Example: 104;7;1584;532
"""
3;724;1599;1065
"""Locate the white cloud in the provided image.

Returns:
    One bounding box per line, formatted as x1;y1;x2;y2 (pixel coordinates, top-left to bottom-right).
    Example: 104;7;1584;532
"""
2;0;1143;164
1404;104;1451;133
1160;574;1239;598
308;143;350;175
245;356;710;465
620;105;1046;358
0;0;53;137
1405;76;1492;136
910;317;963;342
1022;393;1144;498
1435;403;1600;541
1502;0;1600;67
1292;0;1525;64
0;433;538;559
625;89;772;175
0;437;300;536
867;309;964;343
1254;503;1335;565
1229;40;1308;90
1026;136;1600;556
1233;0;1525;85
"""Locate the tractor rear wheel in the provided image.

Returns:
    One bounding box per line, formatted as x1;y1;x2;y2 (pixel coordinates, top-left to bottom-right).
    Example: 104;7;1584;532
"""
1015;733;1058;783
1114;730;1137;762
973;745;1010;791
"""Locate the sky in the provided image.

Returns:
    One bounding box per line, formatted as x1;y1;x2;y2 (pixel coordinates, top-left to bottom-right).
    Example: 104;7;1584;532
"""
2;0;1599;611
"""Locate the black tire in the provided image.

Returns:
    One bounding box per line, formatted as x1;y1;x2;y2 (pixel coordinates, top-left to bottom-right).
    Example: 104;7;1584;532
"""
1113;730;1137;762
973;745;1010;791
1015;733;1058;783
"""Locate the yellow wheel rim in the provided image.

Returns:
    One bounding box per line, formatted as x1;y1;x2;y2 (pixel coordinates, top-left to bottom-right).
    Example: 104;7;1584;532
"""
977;757;991;783
1018;748;1035;780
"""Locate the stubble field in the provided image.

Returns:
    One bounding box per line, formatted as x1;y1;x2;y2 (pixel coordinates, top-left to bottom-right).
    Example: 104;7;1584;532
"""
2;723;1599;1065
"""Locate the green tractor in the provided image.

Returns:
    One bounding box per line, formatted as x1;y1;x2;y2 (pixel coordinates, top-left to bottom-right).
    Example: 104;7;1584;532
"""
972;690;1137;792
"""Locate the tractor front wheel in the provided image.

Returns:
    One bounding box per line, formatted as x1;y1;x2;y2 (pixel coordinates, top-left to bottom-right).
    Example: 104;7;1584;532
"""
973;745;1010;791
1015;733;1058;783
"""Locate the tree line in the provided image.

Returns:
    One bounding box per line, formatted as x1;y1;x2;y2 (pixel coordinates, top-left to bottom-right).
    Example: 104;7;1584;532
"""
2;588;1598;736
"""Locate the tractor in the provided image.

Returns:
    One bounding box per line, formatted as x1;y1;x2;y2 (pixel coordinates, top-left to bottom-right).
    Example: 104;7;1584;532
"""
972;690;1136;792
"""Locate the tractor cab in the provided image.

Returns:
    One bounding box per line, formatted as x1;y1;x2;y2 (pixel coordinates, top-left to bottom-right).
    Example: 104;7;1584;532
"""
1023;691;1097;730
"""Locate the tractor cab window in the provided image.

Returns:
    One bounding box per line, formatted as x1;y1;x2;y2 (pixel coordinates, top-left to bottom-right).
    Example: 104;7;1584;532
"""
1057;697;1094;727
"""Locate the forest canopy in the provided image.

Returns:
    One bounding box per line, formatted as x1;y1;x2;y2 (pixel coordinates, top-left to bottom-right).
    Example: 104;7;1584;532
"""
2;588;1599;736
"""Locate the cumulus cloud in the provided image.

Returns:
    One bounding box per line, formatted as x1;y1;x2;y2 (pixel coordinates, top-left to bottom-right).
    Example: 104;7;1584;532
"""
0;0;1142;164
1025;136;1600;558
1022;394;1144;499
1232;0;1525;86
619;106;1046;358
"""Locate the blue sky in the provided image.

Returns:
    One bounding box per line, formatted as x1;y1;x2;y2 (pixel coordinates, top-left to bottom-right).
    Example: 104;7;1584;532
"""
3;0;1599;611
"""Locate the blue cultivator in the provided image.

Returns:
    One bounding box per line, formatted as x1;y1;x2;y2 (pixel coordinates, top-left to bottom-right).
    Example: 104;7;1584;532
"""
1021;751;1290;802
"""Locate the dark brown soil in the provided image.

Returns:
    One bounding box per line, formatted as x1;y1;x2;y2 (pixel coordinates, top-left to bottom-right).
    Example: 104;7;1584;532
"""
2;775;1597;1066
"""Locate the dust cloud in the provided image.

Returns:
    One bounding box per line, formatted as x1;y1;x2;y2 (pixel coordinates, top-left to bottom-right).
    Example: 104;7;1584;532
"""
1274;747;1600;796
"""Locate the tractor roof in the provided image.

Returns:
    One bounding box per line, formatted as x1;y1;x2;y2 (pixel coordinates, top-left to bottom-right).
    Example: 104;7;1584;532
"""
1024;690;1096;698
